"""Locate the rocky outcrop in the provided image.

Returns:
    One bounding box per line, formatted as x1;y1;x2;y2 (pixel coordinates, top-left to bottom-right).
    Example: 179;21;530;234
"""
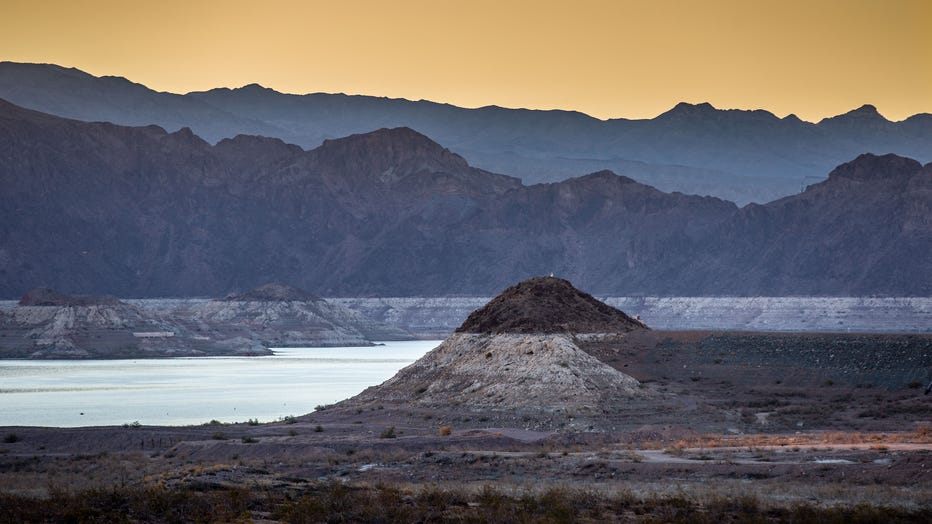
346;278;647;421
174;284;411;348
457;276;647;334
0;289;270;358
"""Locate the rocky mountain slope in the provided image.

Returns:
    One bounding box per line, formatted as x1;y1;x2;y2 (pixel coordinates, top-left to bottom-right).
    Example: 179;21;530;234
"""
690;154;932;295
3;62;931;204
1;99;929;297
0;288;271;358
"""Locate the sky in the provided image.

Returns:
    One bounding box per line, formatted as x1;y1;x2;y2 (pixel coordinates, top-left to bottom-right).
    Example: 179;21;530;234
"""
2;0;930;122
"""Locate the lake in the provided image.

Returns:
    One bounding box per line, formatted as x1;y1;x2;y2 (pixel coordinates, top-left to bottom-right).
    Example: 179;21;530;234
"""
0;340;440;428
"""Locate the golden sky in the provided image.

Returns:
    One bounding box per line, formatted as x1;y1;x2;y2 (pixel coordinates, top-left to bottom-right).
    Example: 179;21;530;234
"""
3;0;930;121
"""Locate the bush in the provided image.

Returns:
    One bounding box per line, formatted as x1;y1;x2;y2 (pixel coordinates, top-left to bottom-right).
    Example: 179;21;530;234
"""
439;425;452;437
2;433;19;444
379;426;397;439
1;484;930;523
241;437;258;444
246;418;260;426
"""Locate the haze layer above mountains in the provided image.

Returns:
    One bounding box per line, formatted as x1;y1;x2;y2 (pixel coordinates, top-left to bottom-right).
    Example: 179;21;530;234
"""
3;62;932;205
1;96;930;298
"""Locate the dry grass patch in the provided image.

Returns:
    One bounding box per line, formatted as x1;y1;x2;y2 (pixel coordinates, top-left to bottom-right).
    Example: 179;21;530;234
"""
1;482;930;523
646;429;932;451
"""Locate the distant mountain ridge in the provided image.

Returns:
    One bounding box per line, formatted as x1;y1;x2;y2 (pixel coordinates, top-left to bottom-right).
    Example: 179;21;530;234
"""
1;99;929;297
2;62;931;204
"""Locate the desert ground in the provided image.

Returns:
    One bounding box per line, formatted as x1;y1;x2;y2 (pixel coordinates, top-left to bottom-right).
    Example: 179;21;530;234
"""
1;329;931;522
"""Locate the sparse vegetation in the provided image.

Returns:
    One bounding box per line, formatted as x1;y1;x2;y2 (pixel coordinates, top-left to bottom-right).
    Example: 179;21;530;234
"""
439;425;452;436
122;421;141;429
0;483;928;523
379;426;397;439
241;436;258;444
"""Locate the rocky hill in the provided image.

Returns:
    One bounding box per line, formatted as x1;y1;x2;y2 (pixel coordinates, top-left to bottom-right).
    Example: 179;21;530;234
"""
457;276;647;334
3;62;932;204
1;99;929;297
0;289;270;358
346;278;646;423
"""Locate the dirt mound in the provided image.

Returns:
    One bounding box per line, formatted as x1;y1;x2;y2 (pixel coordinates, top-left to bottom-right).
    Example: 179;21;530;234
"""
18;288;122;307
348;332;645;420
456;276;647;334
223;283;321;302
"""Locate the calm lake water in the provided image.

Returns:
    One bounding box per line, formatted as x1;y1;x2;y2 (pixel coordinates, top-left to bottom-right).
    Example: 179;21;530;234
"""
0;340;440;428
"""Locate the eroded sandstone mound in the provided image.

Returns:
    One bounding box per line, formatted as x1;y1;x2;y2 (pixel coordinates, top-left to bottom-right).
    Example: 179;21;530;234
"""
181;284;411;348
347;277;648;421
352;332;641;411
1;289;267;358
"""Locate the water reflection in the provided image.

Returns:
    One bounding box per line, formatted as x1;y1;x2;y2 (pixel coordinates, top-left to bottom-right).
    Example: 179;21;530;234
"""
0;340;439;427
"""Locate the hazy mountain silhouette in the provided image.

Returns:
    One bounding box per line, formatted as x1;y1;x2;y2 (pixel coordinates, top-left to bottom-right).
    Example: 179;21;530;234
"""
3;62;931;205
1;99;929;297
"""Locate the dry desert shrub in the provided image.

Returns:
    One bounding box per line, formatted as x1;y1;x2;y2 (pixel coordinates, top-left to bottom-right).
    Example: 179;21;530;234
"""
1;482;931;523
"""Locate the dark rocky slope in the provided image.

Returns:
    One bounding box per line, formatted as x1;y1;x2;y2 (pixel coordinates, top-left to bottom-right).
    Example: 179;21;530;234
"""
689;154;932;295
1;99;929;297
457;276;647;334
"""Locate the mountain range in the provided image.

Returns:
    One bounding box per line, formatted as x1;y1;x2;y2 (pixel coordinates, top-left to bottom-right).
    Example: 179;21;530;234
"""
2;62;931;205
1;98;929;297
